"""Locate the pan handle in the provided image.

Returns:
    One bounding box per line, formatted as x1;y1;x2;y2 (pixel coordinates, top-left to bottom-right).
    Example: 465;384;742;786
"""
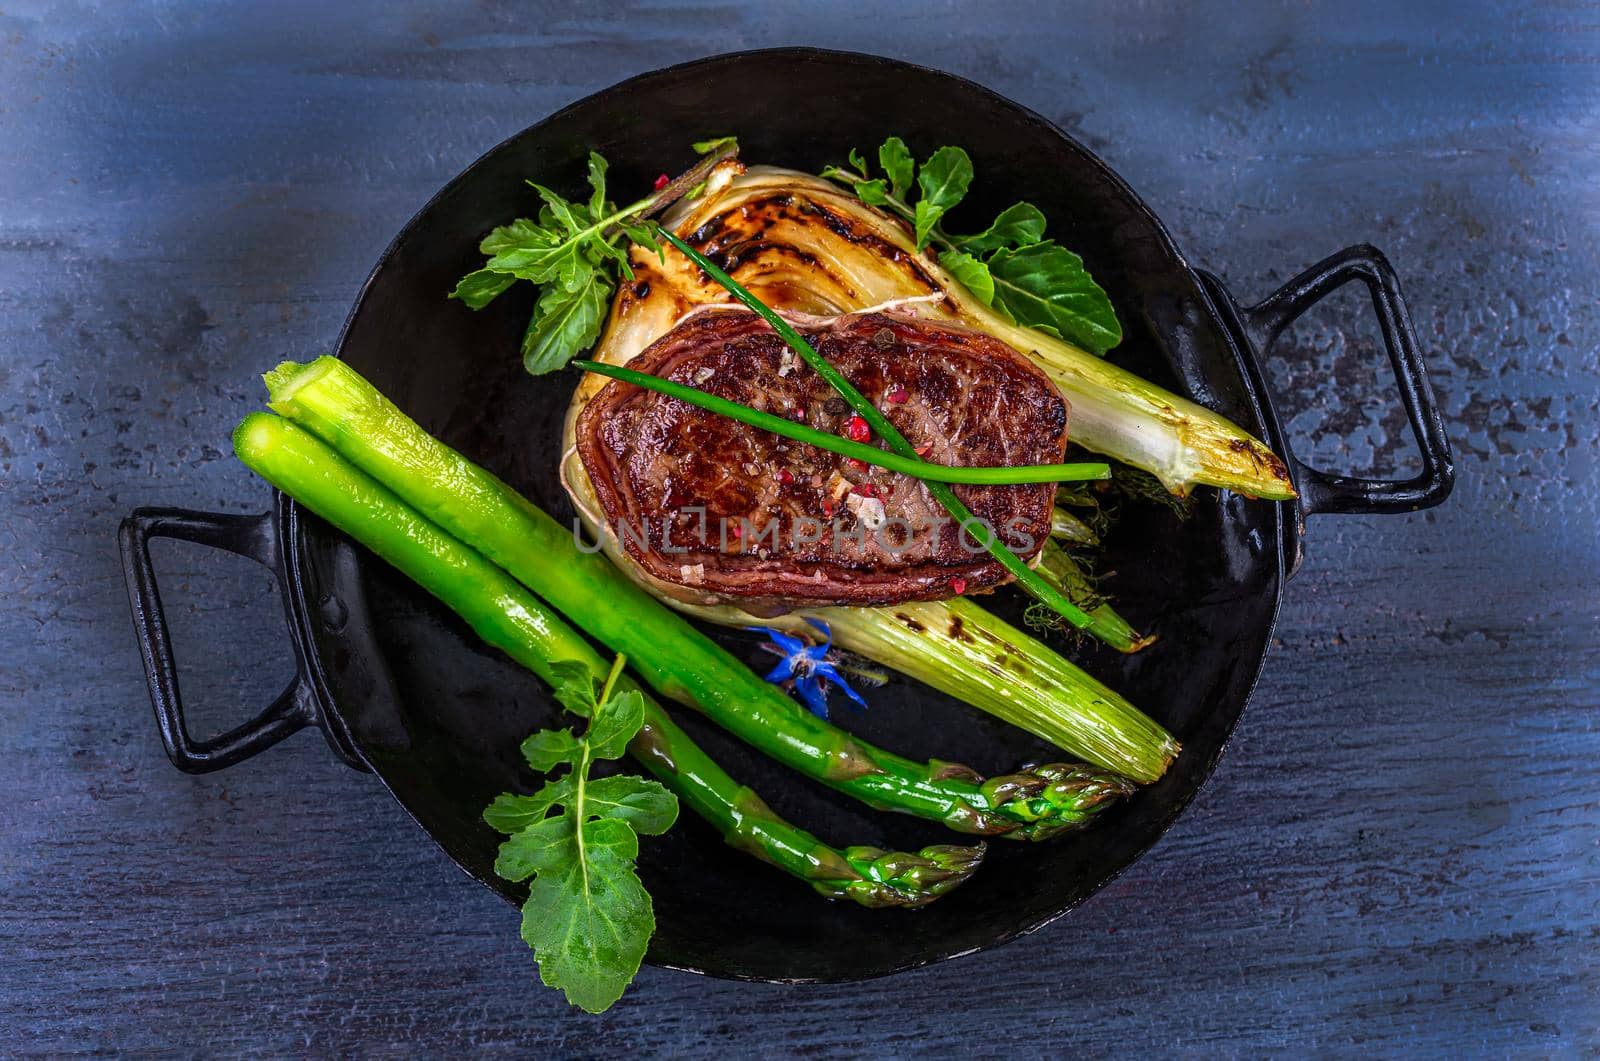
119;507;332;773
1242;244;1454;516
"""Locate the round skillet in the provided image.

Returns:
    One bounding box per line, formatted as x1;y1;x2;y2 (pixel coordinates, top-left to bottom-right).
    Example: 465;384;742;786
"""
120;48;1453;983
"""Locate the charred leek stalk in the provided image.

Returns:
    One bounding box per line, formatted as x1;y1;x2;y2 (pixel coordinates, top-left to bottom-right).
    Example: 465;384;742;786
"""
672;595;1175;783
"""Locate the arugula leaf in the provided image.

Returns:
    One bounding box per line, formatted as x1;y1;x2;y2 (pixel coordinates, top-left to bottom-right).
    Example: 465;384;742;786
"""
583;775;679;834
521;279;610;375
528;181;591;237
519;816;650;1013
455;140;733;375
584;688;645;760
952;202;1047;255
912;146;973;249
483;782;569;833
820;137;1123;354
917;145;973;209
522;728;582;771
585;151;608;217
484;653;680;1013
987;242;1123;355
854;178;889;206
494;812;574;882
483;229;591;290
479;218;551;257
937;250;995;306
549;658;600;716
591;239;636;278
692;135;738;155
879;136;914;200
912;200;943;251
498;742;673;848
618;221;662;255
455;159;656;374
449;268;517;310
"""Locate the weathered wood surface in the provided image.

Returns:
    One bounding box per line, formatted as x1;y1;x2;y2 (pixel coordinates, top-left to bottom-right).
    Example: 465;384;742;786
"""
2;1;1595;1054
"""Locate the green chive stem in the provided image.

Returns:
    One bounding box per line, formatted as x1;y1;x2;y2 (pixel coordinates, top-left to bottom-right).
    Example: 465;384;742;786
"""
572;359;1108;486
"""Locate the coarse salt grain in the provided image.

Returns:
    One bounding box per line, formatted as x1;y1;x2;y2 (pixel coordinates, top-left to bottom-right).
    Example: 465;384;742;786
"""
846;493;887;529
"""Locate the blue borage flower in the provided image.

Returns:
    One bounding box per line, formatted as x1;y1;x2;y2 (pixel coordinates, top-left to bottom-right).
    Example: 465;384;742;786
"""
749;619;870;720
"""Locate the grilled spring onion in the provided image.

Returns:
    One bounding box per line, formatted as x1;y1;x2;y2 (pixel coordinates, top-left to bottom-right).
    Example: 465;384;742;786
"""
263;356;1168;813
571;358;1110;486
1033;540;1154;654
677;594;1177;782
233;413;986;907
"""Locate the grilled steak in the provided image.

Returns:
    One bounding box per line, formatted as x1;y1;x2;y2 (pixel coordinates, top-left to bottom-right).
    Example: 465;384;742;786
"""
575;309;1069;608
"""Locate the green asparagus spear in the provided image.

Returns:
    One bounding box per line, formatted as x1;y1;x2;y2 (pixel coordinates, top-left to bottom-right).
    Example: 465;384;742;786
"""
750;599;1173;775
638;729;985;908
258;359;1152;822
234;412;983;905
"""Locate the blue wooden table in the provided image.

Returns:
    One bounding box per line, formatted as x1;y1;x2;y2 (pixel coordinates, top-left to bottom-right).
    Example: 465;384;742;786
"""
3;1;1595;1053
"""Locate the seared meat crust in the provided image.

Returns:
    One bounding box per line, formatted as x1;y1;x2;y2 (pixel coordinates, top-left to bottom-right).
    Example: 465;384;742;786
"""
576;309;1068;607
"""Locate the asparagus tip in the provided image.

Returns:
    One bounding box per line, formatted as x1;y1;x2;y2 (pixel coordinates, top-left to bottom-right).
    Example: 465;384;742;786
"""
983;761;1145;840
823;842;987;908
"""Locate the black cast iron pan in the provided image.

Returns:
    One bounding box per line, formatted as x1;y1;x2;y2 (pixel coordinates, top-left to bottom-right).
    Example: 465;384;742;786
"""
119;49;1453;983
